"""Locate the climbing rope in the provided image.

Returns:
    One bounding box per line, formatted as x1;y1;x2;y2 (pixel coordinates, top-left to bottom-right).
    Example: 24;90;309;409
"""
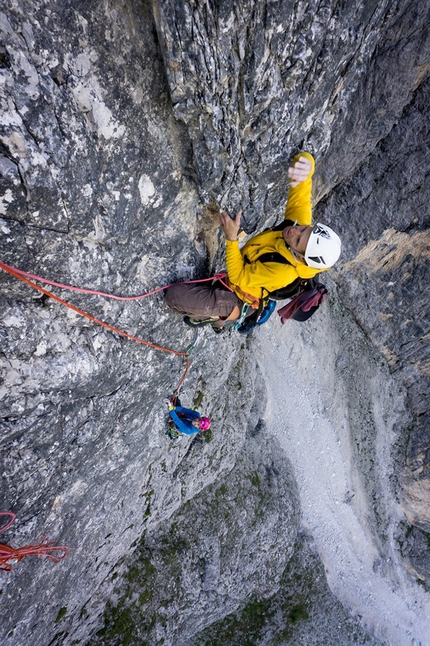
0;261;232;299
0;260;230;396
0;512;70;572
0;260;191;395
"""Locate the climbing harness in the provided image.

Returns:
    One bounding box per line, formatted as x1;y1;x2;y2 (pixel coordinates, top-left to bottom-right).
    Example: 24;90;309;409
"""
0;512;70;572
236;299;277;335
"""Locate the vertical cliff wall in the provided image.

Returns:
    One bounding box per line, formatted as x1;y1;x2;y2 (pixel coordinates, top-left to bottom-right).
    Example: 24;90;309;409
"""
0;0;429;645
153;0;430;579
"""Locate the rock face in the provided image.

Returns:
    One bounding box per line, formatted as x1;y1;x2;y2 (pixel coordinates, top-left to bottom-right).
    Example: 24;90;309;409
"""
155;0;428;228
89;432;301;646
320;74;430;541
0;1;429;645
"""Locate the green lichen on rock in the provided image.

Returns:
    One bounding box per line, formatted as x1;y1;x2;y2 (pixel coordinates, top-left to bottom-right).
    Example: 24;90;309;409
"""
190;538;382;646
55;607;67;623
90;427;299;645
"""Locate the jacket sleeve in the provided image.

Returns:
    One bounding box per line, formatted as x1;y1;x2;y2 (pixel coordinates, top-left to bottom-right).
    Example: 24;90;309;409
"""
284;152;315;226
169;407;200;435
225;239;247;287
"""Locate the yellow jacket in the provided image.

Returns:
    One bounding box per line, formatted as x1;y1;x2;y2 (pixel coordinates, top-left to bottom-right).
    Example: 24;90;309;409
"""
225;152;322;304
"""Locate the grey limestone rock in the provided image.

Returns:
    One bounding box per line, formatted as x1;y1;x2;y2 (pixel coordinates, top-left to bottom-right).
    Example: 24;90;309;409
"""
320;76;430;537
89;430;300;645
0;0;429;645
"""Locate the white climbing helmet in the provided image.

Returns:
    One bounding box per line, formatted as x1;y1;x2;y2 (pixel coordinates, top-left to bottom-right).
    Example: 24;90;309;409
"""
305;223;341;269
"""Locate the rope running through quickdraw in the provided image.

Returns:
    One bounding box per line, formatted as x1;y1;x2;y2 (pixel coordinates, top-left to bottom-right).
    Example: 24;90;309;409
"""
0;512;70;572
0;261;232;396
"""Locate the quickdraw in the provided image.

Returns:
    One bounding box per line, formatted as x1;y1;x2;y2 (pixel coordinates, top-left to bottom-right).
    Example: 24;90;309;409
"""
233;303;251;331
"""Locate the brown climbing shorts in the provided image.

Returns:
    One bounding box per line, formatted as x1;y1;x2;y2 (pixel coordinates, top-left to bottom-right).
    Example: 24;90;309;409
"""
165;282;242;327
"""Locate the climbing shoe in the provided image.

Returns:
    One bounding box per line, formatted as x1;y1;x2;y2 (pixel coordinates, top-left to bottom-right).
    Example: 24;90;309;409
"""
183;316;219;328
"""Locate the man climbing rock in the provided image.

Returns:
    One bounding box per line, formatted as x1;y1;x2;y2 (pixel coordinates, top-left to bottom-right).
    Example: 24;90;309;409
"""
165;152;341;332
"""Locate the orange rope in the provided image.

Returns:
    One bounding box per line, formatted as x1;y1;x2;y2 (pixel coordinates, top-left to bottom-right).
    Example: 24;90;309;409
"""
0;261;190;391
0;512;70;572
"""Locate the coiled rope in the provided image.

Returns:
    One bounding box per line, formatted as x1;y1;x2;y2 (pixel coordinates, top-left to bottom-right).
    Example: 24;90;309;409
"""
0;260;231;396
0;512;70;571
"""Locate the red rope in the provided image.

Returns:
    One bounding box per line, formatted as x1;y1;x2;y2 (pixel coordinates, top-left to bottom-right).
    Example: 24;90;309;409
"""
0;261;232;395
0;512;70;572
0;261;232;299
0;512;15;533
0;260;192;391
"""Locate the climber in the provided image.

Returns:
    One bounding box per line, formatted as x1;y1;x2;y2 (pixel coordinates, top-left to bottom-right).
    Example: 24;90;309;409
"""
165;152;341;332
164;398;211;443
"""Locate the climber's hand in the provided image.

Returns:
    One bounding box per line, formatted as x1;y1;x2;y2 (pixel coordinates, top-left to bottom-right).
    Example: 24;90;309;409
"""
219;210;242;241
288;156;312;187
